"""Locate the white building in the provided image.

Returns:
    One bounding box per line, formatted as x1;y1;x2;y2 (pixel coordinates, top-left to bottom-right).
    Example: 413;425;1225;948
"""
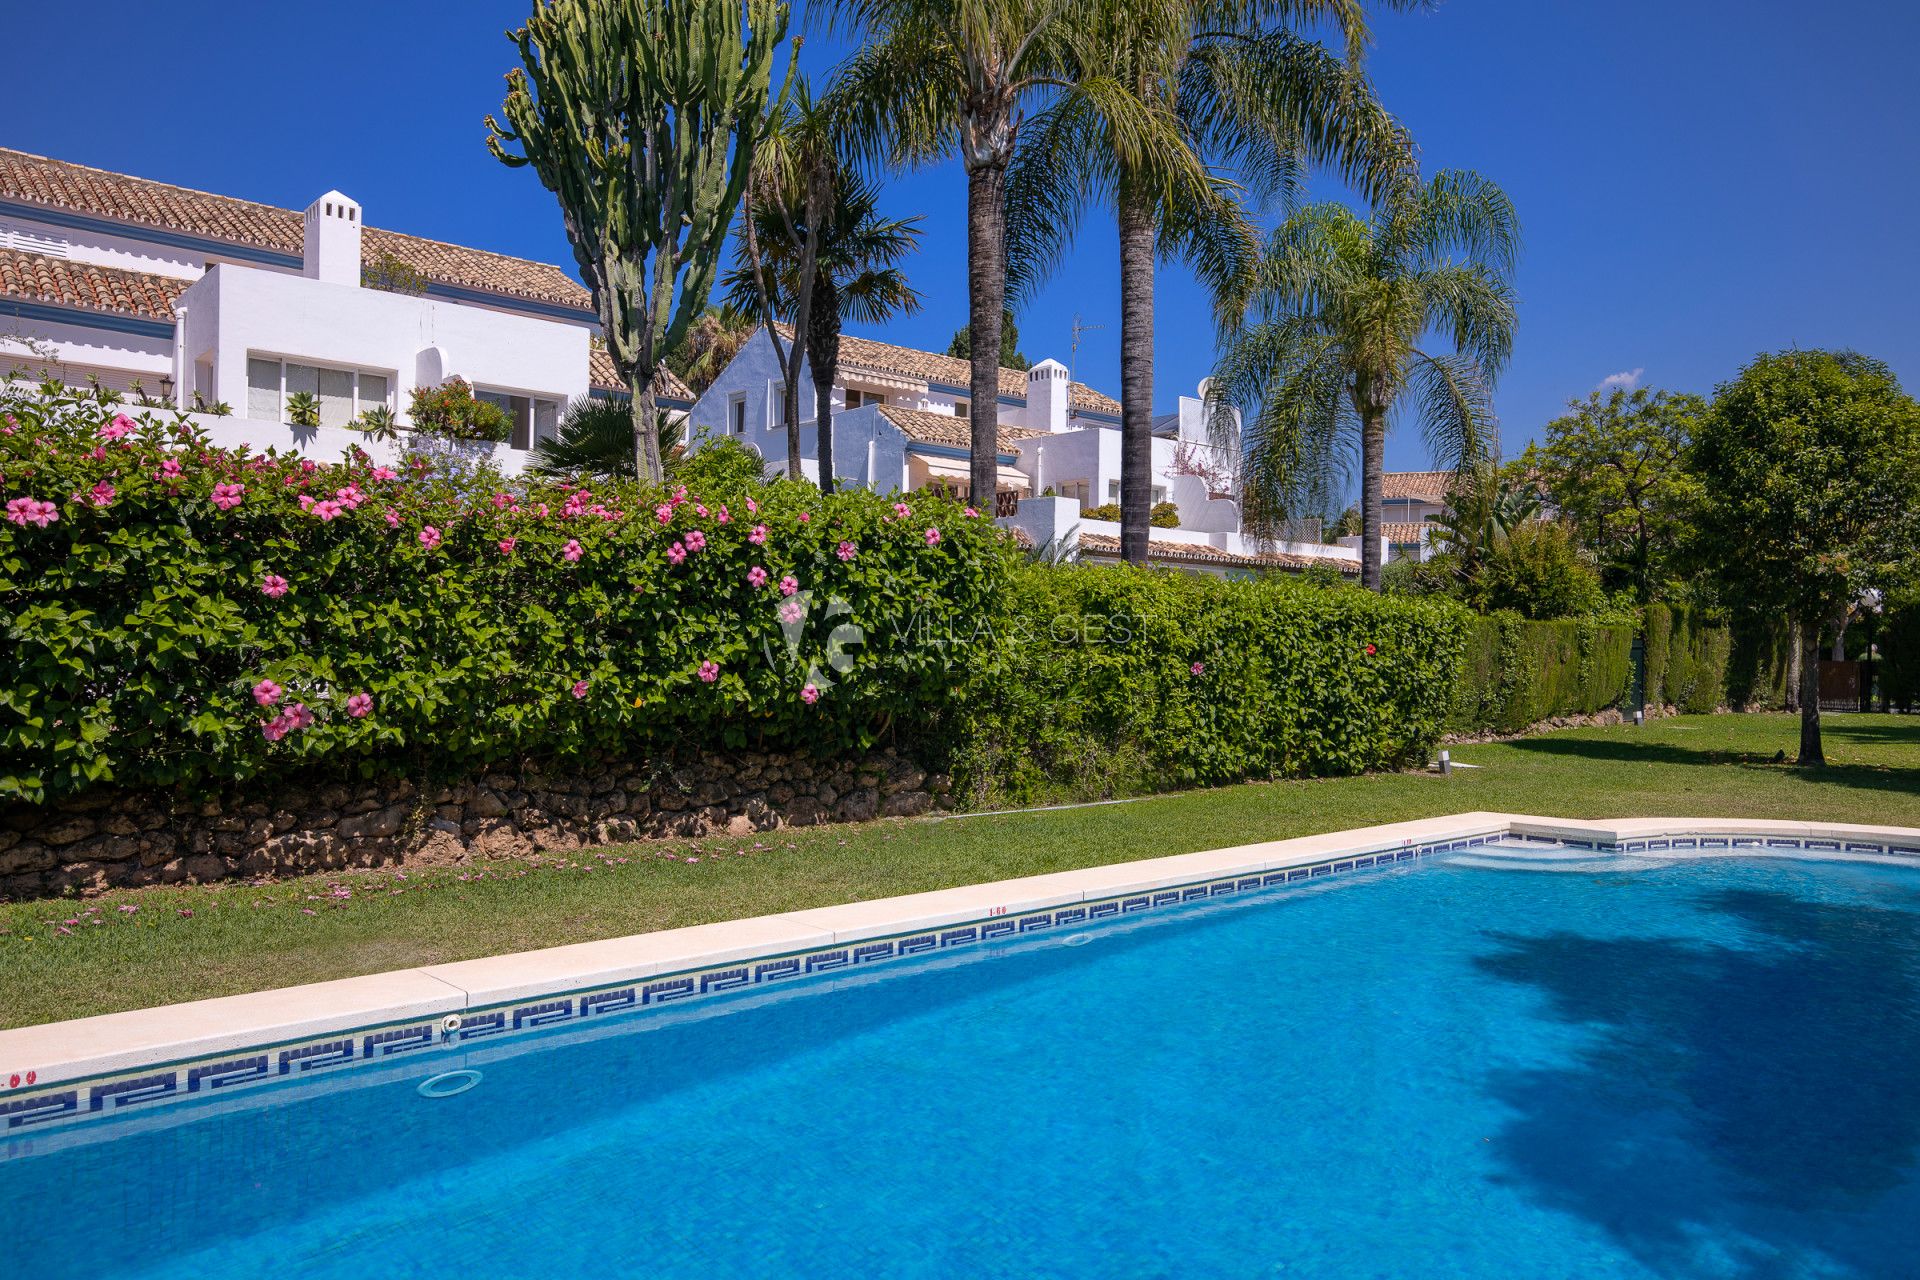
687;325;1361;576
0;148;691;471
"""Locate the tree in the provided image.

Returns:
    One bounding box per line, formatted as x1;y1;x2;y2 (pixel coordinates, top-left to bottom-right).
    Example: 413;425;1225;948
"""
723;165;924;492
1431;457;1540;580
488;0;791;482
1694;350;1920;765
1526;386;1704;603
667;307;757;395
831;0;1087;504
1211;170;1520;589
946;311;1028;370
1008;0;1411;563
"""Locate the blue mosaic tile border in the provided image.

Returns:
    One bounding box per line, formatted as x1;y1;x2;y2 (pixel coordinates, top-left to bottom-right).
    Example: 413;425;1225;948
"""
8;826;1916;1137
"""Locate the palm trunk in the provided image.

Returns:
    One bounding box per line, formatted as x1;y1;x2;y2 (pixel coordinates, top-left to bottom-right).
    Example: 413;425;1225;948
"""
1358;404;1386;590
813;373;835;494
631;381;662;482
965;163;1008;506
1117;181;1155;565
1798;618;1824;765
808;275;839;495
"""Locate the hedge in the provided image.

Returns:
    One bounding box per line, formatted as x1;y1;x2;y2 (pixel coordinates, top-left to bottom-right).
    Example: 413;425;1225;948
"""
1448;612;1636;734
1644;603;1733;713
0;389;1014;803
949;565;1471;805
1726;615;1794;710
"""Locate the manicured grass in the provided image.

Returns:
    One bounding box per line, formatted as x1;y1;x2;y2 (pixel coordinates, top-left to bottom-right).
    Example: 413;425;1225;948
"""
4;712;1917;1030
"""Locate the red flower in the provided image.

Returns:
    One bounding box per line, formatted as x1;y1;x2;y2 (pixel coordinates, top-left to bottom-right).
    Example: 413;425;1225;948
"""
1364;643;1376;656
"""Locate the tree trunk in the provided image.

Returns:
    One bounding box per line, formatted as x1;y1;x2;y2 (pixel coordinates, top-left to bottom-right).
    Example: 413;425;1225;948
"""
1117;180;1155;565
1785;621;1802;711
1798;618;1825;765
808;274;840;495
1358;404;1387;590
965;163;1009;506
631;380;663;483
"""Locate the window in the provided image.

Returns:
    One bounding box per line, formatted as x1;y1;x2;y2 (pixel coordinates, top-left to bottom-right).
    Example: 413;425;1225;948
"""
1056;479;1091;506
729;394;747;434
246;355;391;427
953;399;970;418
1105;481;1166;504
844;388;864;410
477;388;563;451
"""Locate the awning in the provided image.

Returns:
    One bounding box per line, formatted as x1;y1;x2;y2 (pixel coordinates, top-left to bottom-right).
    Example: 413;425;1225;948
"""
913;453;1029;491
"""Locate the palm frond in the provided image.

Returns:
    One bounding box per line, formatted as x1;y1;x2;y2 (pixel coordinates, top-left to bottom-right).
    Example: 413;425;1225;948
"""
1405;351;1498;474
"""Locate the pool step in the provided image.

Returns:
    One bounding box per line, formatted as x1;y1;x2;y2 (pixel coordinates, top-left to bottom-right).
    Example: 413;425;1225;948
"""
1443;844;1665;874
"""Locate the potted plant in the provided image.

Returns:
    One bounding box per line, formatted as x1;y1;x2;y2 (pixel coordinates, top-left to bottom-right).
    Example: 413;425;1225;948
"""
285;391;321;428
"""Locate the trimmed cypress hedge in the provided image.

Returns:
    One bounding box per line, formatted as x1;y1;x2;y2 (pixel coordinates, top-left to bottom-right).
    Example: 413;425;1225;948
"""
1644;603;1734;713
1448;612;1637;734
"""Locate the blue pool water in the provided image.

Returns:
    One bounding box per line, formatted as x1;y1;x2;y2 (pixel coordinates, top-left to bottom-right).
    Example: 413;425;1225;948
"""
7;849;1920;1279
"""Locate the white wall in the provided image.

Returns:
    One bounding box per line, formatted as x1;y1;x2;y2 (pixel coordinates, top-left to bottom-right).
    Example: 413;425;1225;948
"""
0;315;172;390
184;410;531;475
177;263;589;428
0;211;219;281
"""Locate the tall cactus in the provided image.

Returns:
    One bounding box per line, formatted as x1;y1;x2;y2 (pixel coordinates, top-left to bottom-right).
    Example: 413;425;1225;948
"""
488;0;791;481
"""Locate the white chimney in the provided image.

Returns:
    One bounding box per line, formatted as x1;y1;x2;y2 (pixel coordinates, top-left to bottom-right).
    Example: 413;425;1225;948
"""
1026;358;1070;433
303;190;362;286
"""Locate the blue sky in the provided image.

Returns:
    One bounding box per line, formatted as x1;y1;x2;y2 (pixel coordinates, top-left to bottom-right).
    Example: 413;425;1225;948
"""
14;1;1920;478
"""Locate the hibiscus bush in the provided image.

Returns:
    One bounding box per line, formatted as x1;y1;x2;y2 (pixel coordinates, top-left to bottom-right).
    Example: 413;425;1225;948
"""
950;564;1471;805
0;386;1015;803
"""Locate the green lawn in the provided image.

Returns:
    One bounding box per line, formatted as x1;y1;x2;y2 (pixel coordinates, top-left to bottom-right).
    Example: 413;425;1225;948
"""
4;712;1916;1030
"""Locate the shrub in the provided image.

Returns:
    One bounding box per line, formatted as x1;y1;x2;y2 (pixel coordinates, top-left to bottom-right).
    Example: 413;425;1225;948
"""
1471;520;1605;619
949;566;1469;805
407;378;511;442
0;387;1015;803
1150;501;1180;528
1450;612;1636;734
1082;502;1122;521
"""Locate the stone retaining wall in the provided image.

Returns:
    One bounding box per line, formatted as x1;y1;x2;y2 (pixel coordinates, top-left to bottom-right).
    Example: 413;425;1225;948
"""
0;750;947;900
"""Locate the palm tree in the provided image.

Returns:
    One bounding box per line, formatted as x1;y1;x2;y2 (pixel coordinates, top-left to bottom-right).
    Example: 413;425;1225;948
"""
527;394;682;480
1212;170;1520;589
1008;0;1413;563
828;0;1192;506
668;307;758;395
1430;458;1541;574
723;167;923;493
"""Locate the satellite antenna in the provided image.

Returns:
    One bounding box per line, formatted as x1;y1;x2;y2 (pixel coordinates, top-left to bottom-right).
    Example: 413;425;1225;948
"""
1069;313;1103;387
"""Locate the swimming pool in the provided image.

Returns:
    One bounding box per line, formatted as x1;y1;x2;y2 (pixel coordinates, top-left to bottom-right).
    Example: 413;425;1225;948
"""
5;827;1919;1278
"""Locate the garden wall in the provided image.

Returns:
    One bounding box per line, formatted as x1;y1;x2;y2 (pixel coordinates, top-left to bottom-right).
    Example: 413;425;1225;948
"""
0;747;944;899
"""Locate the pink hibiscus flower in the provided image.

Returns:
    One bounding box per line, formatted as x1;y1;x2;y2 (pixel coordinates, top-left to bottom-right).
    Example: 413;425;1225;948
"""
571;679;590;699
563;539;583;562
667;541;687;565
747;565;769;587
419;526;442;549
697;660;720;683
801;683;820;705
210;482;245;511
252;679;282;707
924;527;942;546
260;574;291;598
346;692;373;718
837;541;857;562
779;574;799;597
748;524;769;545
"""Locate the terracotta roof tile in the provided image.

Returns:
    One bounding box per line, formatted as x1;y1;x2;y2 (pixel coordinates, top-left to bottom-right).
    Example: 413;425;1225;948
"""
1380;470;1455;501
878;403;1044;453
588;345;694;401
1076;532;1360;574
1384;520;1439;544
833;330;1120;415
0;247;183;322
0;148;592;312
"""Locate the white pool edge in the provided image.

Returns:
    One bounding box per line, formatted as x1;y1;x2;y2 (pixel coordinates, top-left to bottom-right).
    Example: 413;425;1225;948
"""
4;811;1917;1110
